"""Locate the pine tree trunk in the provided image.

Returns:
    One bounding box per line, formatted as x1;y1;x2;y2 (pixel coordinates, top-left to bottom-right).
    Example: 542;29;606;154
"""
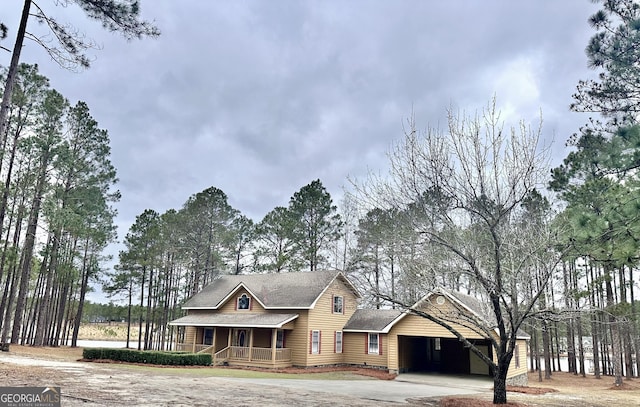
10;148;49;344
71;241;91;347
589;263;601;378
563;261;576;373
0;201;26;343
605;265;623;385
34;236;55;346
576;314;586;377
0;0;32;145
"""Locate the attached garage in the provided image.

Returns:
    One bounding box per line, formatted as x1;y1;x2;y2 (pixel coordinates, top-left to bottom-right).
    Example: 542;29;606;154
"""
343;289;529;385
396;335;492;375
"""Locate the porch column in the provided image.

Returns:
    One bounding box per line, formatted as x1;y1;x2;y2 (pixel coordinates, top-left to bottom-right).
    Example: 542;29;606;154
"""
248;328;254;361
212;328;217;355
192;327;197;353
271;329;277;364
227;329;232;348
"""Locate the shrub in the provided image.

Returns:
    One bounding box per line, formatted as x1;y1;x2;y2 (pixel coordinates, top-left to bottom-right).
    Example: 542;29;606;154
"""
82;348;211;366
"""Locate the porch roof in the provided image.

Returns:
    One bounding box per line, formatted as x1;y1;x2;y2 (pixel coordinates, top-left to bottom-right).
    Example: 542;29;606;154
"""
169;313;299;328
343;309;403;333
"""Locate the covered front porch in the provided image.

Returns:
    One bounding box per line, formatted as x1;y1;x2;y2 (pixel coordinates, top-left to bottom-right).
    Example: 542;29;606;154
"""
170;313;298;368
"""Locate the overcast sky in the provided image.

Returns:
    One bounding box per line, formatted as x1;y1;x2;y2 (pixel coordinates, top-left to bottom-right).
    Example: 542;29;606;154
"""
1;1;600;299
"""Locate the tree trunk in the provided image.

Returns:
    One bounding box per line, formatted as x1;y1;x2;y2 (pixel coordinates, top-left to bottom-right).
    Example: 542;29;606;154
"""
605;265;623;385
138;265;146;351
576;314;586;377
34;235;55;346
589;263;601;378
71;241;91;347
10;146;50;344
493;355;510;404
0;0;32;145
563;261;576;374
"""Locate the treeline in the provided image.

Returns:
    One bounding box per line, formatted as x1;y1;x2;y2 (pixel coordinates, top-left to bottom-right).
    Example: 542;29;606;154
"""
0;64;118;347
82;301;143;324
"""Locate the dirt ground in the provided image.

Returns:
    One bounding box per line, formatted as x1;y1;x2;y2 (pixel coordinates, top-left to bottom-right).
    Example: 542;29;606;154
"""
2;346;640;406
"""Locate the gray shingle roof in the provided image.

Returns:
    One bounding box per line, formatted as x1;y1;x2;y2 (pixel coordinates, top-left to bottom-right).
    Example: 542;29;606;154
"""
182;270;358;309
170;313;298;328
343;309;403;332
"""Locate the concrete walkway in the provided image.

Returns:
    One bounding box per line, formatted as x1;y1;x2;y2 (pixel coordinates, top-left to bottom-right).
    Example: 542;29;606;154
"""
395;373;493;391
223;373;492;404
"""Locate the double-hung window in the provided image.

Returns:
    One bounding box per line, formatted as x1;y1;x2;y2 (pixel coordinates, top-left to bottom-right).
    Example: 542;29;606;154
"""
333;296;343;314
368;333;379;355
335;331;343;353
311;330;320;354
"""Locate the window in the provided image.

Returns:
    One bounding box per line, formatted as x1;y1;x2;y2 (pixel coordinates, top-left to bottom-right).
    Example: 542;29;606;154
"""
204;328;213;345
276;330;284;349
368;333;379;355
333;296;343;314
177;326;185;344
335;331;343;353
434;337;441;351
311;330;320;354
515;344;520;368
237;293;251;310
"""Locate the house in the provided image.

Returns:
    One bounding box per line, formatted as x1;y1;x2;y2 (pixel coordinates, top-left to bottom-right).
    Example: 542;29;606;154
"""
169;270;528;385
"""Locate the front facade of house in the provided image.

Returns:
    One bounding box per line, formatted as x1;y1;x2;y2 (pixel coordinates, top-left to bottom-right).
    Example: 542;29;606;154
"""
169;270;528;385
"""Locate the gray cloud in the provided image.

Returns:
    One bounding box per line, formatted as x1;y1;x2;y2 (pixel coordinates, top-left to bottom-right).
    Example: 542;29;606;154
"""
1;0;600;253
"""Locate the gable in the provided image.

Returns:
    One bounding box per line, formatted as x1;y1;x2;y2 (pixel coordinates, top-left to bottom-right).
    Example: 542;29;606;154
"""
217;285;266;313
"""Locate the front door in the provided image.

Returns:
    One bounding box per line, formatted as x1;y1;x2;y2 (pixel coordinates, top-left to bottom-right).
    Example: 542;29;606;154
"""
233;329;248;347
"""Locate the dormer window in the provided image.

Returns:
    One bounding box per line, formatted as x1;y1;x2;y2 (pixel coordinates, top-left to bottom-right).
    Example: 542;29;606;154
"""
237;294;251;310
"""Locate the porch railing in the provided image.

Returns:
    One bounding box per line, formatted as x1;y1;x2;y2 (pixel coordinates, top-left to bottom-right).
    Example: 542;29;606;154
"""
174;343;291;363
213;347;230;366
229;346;291;362
173;343;212;353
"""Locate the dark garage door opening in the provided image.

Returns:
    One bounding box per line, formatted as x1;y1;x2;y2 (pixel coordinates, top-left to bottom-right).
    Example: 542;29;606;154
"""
398;335;492;376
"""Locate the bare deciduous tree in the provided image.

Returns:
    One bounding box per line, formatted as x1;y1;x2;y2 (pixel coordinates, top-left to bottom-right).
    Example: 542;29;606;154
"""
353;98;561;404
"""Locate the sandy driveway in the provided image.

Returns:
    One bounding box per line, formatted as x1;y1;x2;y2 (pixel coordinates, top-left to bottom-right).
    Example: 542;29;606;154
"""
0;353;484;406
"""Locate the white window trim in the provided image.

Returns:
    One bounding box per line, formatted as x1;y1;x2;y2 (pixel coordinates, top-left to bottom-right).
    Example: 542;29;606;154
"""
336;331;343;354
311;330;320;354
368;333;379;355
333;295;344;314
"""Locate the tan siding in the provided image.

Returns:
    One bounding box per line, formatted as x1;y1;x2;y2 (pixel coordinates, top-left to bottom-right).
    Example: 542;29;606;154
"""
388;334;399;371
184;326;197;351
218;289;267;313
287;310;309;366
281;320;296;330
252;329;272;348
343;332;388;367
215;327;230;351
391;313;486;339
306;278;359;366
507;339;528;378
